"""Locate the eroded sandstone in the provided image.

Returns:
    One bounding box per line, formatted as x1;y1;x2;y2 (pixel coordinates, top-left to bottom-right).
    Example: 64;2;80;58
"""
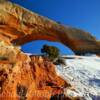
0;41;82;100
0;1;98;100
0;0;99;55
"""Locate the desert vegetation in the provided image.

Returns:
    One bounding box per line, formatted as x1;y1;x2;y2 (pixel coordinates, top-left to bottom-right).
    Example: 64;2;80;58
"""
41;44;66;66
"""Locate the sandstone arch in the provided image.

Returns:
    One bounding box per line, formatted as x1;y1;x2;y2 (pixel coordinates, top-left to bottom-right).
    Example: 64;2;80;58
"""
0;0;100;55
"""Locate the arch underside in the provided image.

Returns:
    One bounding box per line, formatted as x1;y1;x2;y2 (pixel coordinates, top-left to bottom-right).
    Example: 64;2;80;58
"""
0;0;100;55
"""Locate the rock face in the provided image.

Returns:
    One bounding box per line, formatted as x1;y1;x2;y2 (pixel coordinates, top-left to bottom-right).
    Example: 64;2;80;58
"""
0;41;81;100
0;0;100;55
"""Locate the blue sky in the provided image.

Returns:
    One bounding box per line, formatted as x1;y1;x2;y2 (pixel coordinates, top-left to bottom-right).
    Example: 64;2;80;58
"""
11;0;100;54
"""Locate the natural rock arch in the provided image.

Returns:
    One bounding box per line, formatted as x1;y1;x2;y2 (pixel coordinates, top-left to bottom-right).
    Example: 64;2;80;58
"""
22;40;74;54
0;0;100;55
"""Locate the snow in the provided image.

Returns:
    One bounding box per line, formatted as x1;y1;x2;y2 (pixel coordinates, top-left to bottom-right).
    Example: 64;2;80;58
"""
56;55;100;100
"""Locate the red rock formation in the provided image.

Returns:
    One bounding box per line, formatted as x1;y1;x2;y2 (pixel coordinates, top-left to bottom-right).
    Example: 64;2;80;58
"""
0;0;100;55
0;1;96;99
0;41;82;100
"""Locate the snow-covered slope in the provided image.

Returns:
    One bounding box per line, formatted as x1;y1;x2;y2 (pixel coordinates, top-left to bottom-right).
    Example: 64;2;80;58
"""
56;55;100;100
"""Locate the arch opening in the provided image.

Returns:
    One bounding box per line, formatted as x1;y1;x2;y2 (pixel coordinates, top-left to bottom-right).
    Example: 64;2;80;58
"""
21;40;74;55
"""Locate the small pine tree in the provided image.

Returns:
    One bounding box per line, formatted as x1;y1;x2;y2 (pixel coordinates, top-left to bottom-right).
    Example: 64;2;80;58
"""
41;44;60;61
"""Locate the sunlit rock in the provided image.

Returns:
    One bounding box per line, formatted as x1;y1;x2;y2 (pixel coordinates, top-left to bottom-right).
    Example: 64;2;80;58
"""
0;0;99;55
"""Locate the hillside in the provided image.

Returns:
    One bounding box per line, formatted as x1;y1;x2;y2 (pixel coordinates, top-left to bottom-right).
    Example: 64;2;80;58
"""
0;41;82;100
56;55;100;100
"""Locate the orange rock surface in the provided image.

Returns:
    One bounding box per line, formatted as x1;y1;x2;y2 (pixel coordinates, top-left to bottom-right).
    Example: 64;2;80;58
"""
0;41;81;100
0;0;100;55
0;0;99;100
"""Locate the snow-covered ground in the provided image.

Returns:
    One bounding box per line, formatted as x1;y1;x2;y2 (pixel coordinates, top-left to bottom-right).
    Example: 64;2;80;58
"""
56;55;100;100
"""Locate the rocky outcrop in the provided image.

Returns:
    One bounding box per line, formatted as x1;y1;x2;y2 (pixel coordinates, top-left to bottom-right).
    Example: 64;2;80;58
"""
0;41;82;100
0;0;100;55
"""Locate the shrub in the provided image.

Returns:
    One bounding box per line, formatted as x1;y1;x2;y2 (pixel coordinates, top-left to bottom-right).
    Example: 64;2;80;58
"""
0;56;8;60
17;85;27;100
41;44;60;61
54;57;66;66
